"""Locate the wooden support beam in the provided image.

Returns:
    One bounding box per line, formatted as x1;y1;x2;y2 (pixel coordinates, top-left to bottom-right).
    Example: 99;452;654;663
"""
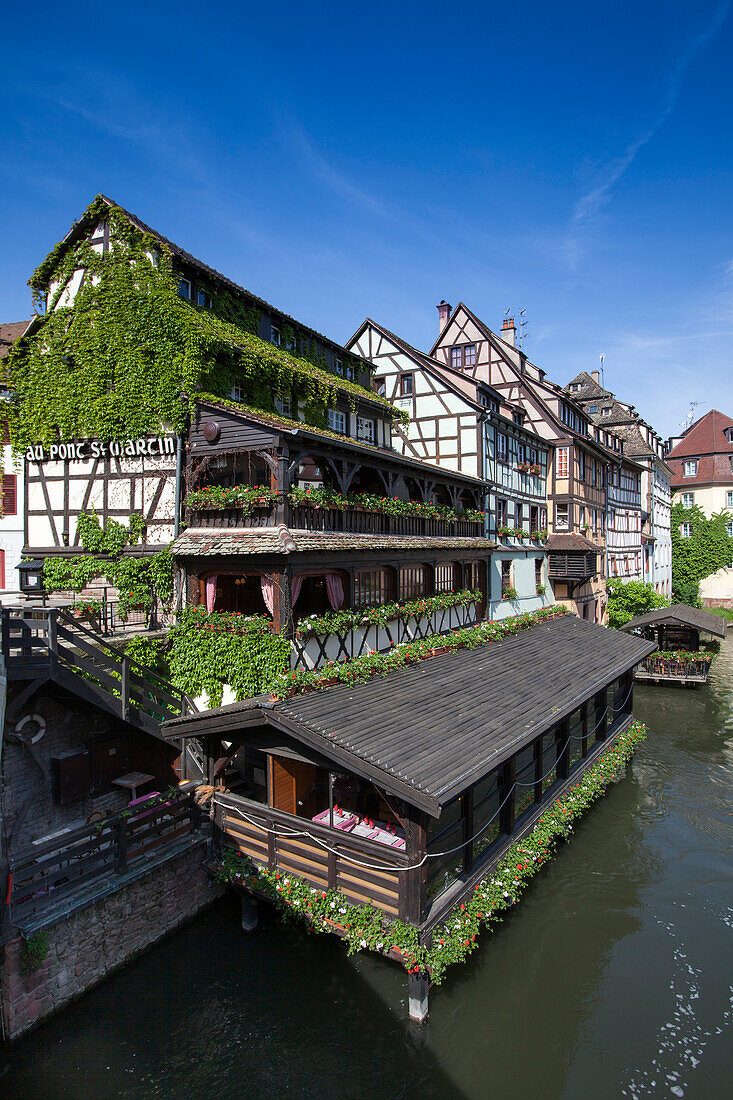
408;971;429;1023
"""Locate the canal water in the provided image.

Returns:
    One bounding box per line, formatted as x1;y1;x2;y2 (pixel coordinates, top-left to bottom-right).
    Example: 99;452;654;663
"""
2;639;731;1099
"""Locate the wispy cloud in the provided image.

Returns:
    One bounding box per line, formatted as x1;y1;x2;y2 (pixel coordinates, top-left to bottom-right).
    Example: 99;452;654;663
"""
286;124;396;219
564;1;731;266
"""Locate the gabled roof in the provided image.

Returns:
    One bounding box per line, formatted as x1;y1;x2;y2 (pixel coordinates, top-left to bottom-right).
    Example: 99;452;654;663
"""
545;532;598;552
0;321;31;360
667;410;733;459
565;371;612;400
163;614;655;816
31;195;367;367
620;603;727;638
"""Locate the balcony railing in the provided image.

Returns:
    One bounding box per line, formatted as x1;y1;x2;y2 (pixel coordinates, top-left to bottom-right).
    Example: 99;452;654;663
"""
635;656;711;684
187;502;485;538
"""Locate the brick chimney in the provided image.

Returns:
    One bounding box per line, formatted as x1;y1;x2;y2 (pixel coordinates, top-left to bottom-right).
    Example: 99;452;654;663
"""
437;300;452;332
591;370;600;384
501;317;516;347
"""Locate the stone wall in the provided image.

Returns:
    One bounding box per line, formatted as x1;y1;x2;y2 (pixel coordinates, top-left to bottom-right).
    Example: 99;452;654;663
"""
1;839;224;1040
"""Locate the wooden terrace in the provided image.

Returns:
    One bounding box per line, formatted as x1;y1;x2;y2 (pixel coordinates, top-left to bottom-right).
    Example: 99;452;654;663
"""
621;603;726;686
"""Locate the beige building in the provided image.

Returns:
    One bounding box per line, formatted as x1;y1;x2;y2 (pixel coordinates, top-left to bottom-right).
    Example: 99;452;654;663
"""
667;409;733;529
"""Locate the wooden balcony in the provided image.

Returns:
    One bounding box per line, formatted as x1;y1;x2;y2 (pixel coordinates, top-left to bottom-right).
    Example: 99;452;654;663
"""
547;552;597;581
187;501;485;538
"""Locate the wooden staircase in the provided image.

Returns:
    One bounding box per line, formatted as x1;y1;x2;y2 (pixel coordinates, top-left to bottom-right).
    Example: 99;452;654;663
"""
1;609;197;736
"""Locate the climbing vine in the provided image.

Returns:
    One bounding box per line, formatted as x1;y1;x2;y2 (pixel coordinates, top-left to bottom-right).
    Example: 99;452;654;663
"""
215;722;648;984
4;196;402;450
671;503;733;605
166;607;291;706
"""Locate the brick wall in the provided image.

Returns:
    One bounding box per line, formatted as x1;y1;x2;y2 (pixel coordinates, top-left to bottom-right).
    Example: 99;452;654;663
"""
1;840;224;1040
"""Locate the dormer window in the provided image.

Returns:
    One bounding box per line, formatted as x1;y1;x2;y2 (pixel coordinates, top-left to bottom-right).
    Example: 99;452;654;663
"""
334;357;344;376
602;406;611;417
513;411;524;426
725;427;733;443
345;363;355;381
400;373;413;397
274;395;291;418
177;277;191;299
271;325;281;346
376;379;386;397
683;459;698;477
589;404;599;414
196;289;212;308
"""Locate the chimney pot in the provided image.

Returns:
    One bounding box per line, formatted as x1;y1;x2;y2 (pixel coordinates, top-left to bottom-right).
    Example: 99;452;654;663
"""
501;317;516;346
437;300;452;332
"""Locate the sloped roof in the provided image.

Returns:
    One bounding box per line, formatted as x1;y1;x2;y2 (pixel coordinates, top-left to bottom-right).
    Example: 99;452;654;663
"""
170;528;495;557
620;603;727;638
565;371;612;400
667;410;733;459
546;533;598;552
0;321;30;360
164;614;655;816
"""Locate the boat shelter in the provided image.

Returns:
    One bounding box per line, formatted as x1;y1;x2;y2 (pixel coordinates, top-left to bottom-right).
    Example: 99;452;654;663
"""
621;604;726;685
164;614;654;936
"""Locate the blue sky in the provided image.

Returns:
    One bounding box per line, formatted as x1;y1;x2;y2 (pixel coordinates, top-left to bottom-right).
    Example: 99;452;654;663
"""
2;0;732;438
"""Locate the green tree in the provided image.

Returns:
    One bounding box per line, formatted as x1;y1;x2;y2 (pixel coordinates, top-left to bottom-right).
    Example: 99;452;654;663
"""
671;503;733;604
606;579;669;629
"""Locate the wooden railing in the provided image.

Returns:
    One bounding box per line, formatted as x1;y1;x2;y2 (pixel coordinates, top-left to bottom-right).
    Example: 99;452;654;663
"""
7;789;203;926
636;656;711;682
187;502;485;538
215;793;408;918
1;609;197;732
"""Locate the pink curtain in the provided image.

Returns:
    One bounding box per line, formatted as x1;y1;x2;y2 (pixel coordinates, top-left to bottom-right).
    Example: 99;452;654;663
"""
325;572;345;610
291;575;303;607
260;575;275;616
205;574;217;612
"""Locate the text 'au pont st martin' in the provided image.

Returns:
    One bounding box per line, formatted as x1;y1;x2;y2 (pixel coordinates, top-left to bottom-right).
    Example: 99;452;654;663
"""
25;437;177;463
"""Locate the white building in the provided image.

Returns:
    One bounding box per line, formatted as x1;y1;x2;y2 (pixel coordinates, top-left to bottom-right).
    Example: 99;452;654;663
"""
0;321;30;594
348;318;552;619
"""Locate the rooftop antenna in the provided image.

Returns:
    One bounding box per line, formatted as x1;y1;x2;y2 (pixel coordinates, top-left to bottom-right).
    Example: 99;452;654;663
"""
519;309;528;349
679;400;703;432
599;353;605;388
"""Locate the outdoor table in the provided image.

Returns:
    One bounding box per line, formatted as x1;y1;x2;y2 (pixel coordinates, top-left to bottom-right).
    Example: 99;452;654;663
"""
112;771;155;801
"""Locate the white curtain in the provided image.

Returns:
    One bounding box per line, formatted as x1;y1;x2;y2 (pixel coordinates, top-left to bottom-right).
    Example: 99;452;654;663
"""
291;575;303;606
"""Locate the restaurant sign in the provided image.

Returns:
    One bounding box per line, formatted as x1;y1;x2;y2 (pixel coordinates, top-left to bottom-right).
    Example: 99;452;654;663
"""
25;436;176;463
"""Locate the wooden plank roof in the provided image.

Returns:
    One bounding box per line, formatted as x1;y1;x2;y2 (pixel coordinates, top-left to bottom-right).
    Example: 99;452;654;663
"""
170;528;496;557
165;615;655;816
620;603;727;638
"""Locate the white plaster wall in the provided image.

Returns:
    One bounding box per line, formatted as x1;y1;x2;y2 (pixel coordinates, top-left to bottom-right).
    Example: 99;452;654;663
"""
488;549;551;620
0;442;24;590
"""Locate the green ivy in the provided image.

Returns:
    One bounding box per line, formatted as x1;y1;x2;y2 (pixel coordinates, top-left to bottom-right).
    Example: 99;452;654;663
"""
75;507;145;554
21;931;50;973
5;196;404;450
166;607;291;706
671;502;733;604
296;589;482;637
215;721;648;984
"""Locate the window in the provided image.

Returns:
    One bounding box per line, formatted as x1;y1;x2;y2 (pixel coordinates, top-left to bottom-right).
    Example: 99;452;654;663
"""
435;562;457;592
196;288;212;308
683;460;698;477
513;411;524;426
602;406;611;417
176;277;191;299
1;474;17;515
501;559;513;597
400;565;428;599
328;409;346;434
515;503;523;529
577;451;586;482
589;404;599;414
497;434;508;463
354;569;390;608
497;498;508;528
345;363;355;381
271;325;281;346
516;442;526;465
579;506;586;528
556;503;569;530
450;345;475;369
682;492;694;507
356;417;375;444
274;395;292;418
479;391;496;410
400;373;413;397
230;380;246;402
535;558;543;592
334;357;344;376
681;523;693;538
376;379;386;397
727;521;733;538
726;491;733;508
556;447;569;478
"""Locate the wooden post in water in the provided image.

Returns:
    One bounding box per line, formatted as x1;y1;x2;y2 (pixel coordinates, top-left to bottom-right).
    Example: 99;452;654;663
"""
241;891;258;931
408;971;429;1023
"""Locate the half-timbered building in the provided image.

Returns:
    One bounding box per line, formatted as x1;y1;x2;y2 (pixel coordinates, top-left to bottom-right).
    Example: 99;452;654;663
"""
426;304;623;622
0;321;30;592
347;318;550;618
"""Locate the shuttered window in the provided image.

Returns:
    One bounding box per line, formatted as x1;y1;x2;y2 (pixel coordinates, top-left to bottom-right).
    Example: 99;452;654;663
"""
2;474;17;515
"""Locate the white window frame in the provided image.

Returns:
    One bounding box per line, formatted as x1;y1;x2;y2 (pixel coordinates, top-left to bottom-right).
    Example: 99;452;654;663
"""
726;491;733;508
556;503;569;531
274;395;292;418
328;409;346;434
682;492;694;507
683;459;698;477
271;325;281;347
681;522;693;539
230;381;246;402
356;417;375;444
556;447;569;478
177;277;191;299
497;434;508;463
334;357;344;376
